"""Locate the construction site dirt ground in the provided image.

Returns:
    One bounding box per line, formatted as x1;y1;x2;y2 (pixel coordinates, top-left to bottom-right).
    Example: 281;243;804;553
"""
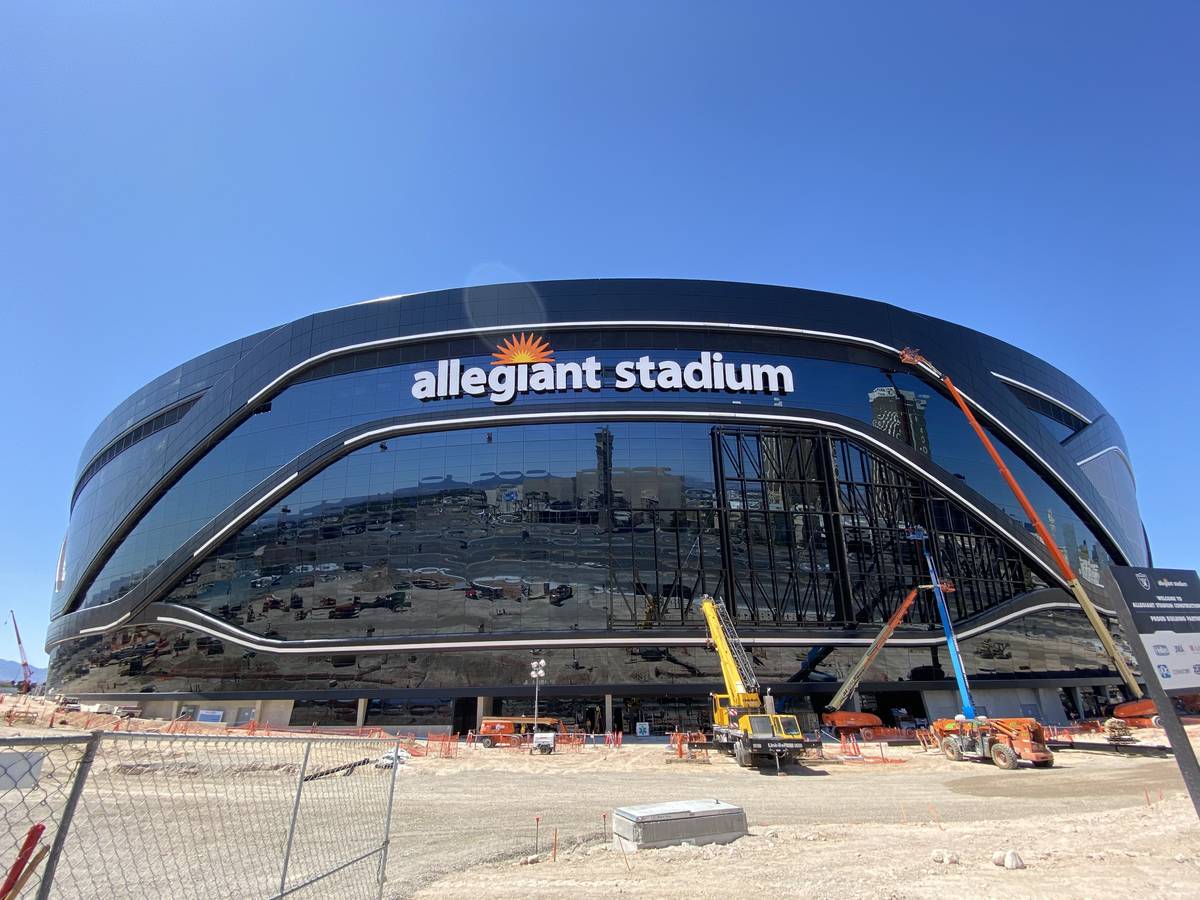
390;733;1200;900
2;714;1198;898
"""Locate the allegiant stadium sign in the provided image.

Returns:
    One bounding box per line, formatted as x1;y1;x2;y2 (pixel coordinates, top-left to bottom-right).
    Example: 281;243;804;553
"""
411;332;795;405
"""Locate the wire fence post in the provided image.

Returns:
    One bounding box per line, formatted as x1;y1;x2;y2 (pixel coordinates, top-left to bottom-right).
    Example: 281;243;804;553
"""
278;739;313;895
35;730;102;900
375;739;403;899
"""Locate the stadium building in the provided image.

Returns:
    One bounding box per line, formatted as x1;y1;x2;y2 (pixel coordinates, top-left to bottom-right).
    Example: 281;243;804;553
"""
46;280;1148;733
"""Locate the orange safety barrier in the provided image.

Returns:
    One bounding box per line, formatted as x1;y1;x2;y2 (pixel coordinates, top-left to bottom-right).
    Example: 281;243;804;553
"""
1045;725;1086;746
425;733;459;758
915;728;937;751
668;731;710;761
839;734;904;764
839;733;863;759
502;733;533;751
558;732;586;752
859;727;919;742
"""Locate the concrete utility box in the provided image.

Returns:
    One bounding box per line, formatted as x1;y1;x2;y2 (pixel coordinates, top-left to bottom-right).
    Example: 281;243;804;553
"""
612;800;747;852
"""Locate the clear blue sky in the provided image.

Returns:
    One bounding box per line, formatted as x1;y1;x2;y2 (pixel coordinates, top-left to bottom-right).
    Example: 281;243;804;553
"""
2;3;1197;667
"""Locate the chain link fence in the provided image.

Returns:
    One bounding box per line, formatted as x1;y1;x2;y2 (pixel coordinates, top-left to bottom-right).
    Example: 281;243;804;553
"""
0;732;402;899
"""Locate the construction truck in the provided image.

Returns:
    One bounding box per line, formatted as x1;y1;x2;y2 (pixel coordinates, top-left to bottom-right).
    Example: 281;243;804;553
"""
700;595;822;771
933;716;1054;770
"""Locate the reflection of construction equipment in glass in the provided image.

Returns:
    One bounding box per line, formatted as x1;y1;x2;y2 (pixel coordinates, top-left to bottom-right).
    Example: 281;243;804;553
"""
700;595;822;772
898;347;1142;700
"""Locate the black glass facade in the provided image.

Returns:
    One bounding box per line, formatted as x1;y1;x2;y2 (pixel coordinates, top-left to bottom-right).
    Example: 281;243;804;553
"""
148;420;1050;641
62;340;1133;616
47;610;1122;698
46;280;1148;713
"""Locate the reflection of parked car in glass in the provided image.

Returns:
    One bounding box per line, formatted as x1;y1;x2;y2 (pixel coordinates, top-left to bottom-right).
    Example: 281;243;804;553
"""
466;583;505;601
975;639;1012;660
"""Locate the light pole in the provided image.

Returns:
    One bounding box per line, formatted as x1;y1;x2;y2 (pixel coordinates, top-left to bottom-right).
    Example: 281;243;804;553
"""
530;657;546;729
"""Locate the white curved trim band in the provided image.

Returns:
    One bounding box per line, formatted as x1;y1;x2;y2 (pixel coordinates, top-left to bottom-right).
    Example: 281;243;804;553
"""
1076;446;1137;483
57;402;1116;641
78;612;131;635
152;598;1112;656
990;372;1093;425
191;472;299;558
342;406;1069;589
244;319;901;408
236;317;1133;565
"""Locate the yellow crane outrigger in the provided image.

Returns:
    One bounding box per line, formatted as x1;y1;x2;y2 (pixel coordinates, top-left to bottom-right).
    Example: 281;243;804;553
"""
700;595;822;771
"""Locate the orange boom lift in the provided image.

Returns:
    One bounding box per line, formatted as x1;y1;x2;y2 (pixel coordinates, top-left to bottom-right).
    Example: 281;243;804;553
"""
822;586;920;734
898;348;1142;700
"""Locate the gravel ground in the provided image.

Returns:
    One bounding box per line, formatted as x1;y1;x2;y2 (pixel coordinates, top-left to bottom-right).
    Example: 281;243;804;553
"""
386;736;1198;899
2;703;1196;899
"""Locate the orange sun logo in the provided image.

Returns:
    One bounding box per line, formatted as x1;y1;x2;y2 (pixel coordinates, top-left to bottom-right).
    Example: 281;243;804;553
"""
491;332;554;366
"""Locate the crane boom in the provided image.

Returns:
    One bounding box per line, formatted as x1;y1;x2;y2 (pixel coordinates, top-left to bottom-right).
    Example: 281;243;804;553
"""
899;348;1142;700
10;611;32;694
825;587;920;713
700;596;760;705
914;530;977;719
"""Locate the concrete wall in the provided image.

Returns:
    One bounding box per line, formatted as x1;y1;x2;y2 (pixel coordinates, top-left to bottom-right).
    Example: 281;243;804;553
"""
132;698;295;726
138;700;176;720
921;687;1068;725
260;699;294;727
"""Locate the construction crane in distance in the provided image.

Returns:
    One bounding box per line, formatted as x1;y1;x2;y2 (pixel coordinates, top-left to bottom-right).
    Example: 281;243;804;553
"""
9;611;32;694
898;347;1142;700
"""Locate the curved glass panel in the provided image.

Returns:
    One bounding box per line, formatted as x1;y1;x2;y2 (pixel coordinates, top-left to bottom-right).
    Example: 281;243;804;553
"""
47;610;1116;698
55;423;183;615
65;339;1135;615
160;421;1054;641
1079;451;1144;566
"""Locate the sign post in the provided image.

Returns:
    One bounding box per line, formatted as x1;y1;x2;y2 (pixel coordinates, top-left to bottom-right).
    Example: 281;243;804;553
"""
1110;565;1200;818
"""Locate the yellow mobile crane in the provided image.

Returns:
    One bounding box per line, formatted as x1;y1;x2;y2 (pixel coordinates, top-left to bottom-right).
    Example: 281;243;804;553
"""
700;595;822;771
